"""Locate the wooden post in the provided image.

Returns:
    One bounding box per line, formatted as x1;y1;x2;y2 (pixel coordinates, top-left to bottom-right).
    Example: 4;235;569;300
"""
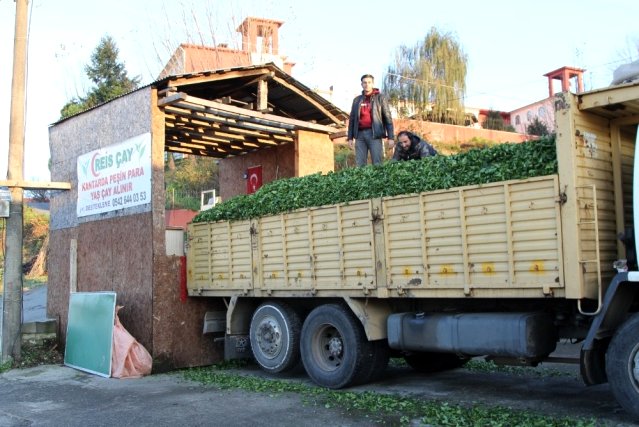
257;78;268;111
69;239;78;293
2;0;28;363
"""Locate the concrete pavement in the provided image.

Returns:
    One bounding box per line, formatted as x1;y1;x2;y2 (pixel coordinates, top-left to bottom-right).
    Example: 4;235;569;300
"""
0;365;370;427
1;356;637;426
1;286;637;425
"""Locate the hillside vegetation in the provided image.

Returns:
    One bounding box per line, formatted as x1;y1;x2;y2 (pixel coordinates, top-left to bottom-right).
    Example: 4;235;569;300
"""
0;206;49;290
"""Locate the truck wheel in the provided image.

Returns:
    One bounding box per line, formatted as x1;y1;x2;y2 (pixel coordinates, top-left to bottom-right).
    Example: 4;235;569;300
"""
606;312;639;418
249;302;301;374
300;304;372;389
404;351;469;373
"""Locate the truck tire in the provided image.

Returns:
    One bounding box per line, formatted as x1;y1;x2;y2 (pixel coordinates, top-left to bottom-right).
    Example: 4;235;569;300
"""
404;351;469;373
606;312;639;418
300;304;373;389
249;302;301;374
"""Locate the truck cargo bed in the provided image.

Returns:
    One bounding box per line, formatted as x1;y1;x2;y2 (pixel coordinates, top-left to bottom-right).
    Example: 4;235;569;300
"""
187;175;565;299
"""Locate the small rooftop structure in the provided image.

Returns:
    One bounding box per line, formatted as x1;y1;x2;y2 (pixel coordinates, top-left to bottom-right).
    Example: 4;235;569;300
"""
544;66;585;97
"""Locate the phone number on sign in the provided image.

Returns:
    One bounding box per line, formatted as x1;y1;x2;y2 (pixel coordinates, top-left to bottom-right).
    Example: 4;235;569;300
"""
111;191;148;207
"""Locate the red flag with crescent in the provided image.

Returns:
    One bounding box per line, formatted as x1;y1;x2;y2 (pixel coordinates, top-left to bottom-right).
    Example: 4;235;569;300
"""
247;165;262;194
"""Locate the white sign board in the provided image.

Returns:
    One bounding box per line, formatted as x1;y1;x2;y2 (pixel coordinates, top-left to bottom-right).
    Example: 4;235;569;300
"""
77;133;152;217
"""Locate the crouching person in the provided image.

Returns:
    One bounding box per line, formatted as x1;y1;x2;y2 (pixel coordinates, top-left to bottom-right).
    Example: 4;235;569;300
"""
393;130;437;161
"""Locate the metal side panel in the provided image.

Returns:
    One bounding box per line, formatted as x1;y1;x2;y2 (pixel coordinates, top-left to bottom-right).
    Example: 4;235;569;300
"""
384;175;563;298
253;200;377;294
187;220;252;293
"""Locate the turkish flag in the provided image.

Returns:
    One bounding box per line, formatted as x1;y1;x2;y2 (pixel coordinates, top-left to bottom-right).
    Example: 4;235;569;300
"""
247;165;262;194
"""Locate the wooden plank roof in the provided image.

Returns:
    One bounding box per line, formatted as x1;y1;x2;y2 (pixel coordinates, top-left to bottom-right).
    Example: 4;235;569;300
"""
157;63;348;158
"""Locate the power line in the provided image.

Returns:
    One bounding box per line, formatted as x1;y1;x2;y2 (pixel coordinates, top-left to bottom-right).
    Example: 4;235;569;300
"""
383;72;461;91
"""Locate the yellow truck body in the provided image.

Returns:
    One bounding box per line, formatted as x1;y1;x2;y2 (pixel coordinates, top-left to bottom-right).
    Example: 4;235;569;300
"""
187;89;637;304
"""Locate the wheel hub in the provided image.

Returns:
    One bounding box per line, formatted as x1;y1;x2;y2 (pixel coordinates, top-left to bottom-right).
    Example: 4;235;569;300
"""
256;318;281;358
327;336;343;358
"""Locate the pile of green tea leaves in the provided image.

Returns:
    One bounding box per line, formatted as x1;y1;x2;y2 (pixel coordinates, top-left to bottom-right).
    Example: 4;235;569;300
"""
194;136;557;223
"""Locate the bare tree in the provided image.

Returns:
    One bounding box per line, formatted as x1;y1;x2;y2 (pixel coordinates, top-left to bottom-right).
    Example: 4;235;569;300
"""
27;189;49;202
151;1;253;79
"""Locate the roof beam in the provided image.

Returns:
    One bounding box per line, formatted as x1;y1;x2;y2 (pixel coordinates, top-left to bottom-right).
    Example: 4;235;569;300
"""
0;180;71;190
159;92;342;133
163;103;292;135
270;75;344;124
166;67;272;88
579;83;639;110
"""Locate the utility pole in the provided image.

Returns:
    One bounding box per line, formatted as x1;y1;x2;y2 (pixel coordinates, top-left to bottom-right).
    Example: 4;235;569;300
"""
2;0;29;363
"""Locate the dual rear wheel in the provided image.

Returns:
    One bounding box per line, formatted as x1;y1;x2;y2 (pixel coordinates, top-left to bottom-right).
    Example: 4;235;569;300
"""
300;304;389;389
249;302;388;388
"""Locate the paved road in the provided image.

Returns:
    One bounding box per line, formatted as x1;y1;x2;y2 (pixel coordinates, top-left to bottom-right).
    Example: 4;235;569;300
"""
0;356;637;426
0;285;49;324
0;365;372;427
1;287;637;425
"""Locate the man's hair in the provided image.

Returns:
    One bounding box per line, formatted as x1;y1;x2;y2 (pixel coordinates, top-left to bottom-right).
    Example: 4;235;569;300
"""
360;74;374;82
397;131;414;139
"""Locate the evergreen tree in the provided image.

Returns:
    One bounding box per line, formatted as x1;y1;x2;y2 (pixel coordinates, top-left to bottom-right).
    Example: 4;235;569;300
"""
60;35;140;119
384;27;468;125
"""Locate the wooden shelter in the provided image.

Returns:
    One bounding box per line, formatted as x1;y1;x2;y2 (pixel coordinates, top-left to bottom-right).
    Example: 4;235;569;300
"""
159;63;347;199
47;63;347;369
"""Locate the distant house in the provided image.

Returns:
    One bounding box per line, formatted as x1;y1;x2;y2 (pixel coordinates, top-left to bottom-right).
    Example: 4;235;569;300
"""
510;66;585;134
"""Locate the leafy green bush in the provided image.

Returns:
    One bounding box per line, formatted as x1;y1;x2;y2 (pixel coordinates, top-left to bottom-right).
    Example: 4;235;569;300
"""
527;116;551;136
194;136;557;223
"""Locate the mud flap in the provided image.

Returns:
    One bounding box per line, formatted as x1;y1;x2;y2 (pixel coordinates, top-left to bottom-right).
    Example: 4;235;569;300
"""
224;334;252;361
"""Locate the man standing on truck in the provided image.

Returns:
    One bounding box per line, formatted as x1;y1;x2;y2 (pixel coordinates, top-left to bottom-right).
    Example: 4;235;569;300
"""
392;130;438;161
347;74;395;166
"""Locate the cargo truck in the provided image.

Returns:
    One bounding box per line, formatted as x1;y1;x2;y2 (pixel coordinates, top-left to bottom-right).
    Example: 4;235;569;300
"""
186;83;639;418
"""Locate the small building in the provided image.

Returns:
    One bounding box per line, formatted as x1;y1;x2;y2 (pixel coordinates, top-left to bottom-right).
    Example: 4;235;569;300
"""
158;17;295;79
48;63;347;369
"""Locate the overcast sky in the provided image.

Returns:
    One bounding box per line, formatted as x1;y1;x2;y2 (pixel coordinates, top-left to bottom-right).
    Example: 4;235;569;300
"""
1;0;638;181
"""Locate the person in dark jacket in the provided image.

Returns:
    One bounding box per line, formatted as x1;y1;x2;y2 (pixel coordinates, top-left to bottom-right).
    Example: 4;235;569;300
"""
347;74;394;166
392;130;438;161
